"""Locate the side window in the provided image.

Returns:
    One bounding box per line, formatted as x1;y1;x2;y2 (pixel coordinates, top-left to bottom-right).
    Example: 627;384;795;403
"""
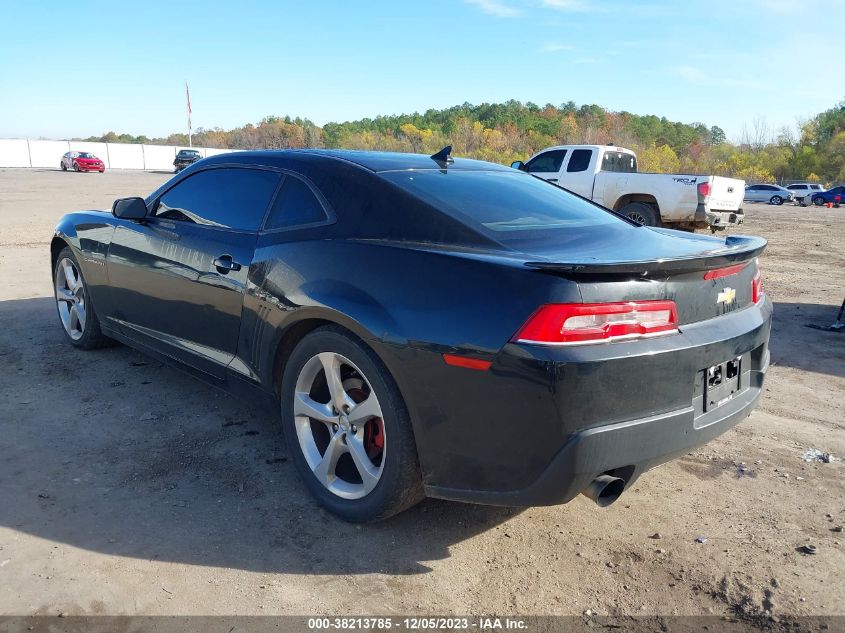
566;149;593;173
263;174;328;230
786;185;799;190
155;168;280;231
525;150;567;174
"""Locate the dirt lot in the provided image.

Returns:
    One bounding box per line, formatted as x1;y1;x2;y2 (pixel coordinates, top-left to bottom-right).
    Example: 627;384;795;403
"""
0;169;843;622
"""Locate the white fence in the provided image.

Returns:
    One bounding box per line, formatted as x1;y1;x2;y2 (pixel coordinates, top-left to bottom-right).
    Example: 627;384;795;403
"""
0;139;234;170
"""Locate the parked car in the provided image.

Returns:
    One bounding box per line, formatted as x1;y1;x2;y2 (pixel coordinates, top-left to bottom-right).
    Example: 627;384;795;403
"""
51;149;772;522
174;149;202;172
811;185;845;206
785;182;825;206
743;184;792;205
512;145;745;231
61;151;105;173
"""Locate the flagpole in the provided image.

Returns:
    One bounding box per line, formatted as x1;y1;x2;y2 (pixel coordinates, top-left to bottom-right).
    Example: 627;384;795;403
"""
185;82;192;148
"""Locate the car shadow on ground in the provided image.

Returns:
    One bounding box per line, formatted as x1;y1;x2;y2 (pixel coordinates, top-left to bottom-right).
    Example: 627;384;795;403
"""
770;300;845;379
0;297;520;576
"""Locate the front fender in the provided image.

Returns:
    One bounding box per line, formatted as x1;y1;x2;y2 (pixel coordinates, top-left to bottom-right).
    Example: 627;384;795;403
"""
51;211;116;320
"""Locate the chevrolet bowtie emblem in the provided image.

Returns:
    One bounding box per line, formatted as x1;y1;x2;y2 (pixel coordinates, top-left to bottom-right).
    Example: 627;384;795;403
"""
717;287;736;305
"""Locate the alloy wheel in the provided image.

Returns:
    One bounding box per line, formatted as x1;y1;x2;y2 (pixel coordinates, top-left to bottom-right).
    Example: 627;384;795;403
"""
55;257;86;340
293;352;386;499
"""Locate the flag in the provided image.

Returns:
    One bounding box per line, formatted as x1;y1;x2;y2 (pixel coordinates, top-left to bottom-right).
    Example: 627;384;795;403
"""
186;82;192;147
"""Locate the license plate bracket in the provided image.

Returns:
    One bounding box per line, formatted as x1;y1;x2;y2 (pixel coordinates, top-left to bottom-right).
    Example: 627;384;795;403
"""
704;356;742;412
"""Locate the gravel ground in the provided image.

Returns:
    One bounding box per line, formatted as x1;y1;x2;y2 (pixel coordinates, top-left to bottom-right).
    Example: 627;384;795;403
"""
0;169;842;624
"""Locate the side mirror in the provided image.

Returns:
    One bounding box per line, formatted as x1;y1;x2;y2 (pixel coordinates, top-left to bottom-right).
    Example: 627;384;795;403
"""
510;160;526;171
112;197;148;220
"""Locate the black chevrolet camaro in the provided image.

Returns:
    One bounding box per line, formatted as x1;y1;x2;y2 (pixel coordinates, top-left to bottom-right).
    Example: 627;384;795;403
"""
51;149;772;521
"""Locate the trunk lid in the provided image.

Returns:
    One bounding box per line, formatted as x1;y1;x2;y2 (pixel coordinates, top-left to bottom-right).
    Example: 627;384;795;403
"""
522;226;766;325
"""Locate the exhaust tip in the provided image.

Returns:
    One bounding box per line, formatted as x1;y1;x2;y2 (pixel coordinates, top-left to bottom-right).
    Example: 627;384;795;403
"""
581;475;625;507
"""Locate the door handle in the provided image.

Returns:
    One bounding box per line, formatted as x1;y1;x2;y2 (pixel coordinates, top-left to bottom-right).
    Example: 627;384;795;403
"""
545;177;558;182
213;255;242;274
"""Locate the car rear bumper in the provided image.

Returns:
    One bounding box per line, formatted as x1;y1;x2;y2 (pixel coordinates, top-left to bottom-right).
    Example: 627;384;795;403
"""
427;350;767;506
695;203;744;228
77;164;104;171
409;297;773;507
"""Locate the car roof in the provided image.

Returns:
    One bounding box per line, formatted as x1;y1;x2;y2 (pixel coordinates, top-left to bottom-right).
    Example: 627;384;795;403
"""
199;149;512;173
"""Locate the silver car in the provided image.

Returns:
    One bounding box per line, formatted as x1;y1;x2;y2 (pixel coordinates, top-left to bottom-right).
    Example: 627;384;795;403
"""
743;184;793;205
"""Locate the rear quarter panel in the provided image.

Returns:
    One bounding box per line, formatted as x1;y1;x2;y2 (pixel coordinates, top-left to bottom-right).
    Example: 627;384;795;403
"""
612;173;700;221
237;237;582;481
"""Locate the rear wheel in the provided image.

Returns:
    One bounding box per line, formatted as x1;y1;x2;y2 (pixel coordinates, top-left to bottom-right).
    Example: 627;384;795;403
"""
619;202;660;226
280;326;423;522
769;195;783;205
53;247;111;349
60;162;67;171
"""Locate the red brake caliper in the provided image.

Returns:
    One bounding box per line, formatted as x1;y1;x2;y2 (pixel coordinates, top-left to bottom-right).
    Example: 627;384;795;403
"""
364;418;385;459
347;386;384;460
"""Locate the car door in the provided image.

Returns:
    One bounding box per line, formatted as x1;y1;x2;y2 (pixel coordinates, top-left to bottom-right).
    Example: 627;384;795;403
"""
743;185;757;201
748;185;768;202
524;149;568;184
105;166;282;379
560;148;597;198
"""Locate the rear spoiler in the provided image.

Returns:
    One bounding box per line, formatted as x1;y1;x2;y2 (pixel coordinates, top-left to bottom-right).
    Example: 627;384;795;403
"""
524;235;767;276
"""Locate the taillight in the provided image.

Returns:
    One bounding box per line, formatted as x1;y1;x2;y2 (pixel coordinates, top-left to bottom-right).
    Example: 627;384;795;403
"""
697;181;711;198
512;301;679;345
752;270;763;303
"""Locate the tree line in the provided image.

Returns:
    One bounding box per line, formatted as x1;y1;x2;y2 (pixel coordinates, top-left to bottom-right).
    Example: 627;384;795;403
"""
81;99;845;185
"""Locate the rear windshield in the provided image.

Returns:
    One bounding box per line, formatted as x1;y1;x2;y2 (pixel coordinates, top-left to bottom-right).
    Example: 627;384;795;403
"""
78;152;95;158
601;151;637;173
381;169;620;244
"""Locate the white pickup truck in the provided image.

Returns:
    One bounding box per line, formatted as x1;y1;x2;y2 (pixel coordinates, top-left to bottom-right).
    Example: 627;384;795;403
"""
512;145;746;230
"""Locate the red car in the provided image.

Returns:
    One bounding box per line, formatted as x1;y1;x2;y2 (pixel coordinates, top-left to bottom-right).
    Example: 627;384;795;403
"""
61;151;105;172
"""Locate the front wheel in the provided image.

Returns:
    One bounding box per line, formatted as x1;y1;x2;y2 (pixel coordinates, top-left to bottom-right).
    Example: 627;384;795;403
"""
54;247;111;349
61;162;67;171
72;161;80;172
281;326;423;522
769;195;783;205
619;202;660;226
813;197;825;206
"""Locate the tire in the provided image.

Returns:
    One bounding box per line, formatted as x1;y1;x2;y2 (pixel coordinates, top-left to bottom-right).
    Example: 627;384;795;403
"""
813;197;825;207
53;247;112;350
619;202;661;226
280;325;424;522
769;195;783;205
61;162;67;171
72;161;80;172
